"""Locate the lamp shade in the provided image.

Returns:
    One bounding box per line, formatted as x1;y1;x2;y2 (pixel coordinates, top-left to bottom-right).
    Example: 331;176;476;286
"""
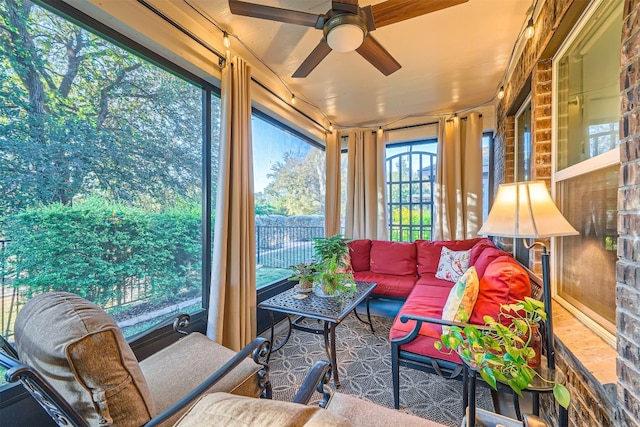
478;181;578;238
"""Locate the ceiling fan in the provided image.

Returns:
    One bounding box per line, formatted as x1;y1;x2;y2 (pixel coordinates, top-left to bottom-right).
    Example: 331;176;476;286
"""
228;0;468;78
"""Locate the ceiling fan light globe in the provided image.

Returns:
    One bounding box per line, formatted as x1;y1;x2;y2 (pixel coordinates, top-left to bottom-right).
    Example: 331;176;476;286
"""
327;23;365;52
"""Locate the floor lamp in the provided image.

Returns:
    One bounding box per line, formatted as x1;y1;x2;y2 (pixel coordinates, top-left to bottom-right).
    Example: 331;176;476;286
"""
478;181;578;370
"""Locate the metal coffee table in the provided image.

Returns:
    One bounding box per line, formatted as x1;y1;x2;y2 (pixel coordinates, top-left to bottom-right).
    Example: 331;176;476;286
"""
258;281;377;387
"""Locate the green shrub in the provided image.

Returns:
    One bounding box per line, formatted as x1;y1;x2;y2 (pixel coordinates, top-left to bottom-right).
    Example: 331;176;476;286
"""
2;196;201;307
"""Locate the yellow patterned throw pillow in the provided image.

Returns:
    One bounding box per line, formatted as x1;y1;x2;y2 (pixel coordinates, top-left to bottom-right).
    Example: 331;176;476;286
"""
441;266;479;333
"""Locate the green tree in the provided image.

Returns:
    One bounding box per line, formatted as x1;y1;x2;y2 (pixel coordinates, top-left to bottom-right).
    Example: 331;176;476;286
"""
261;149;325;215
0;0;216;217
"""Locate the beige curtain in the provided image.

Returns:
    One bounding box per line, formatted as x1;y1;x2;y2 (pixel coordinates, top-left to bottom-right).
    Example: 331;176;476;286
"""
207;56;256;351
434;113;483;240
345;130;387;239
325;130;341;237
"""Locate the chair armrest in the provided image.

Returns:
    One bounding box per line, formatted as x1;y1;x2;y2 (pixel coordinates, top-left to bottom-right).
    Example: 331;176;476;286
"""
292;360;331;406
142;336;270;427
391;313;493;346
1;351;89;427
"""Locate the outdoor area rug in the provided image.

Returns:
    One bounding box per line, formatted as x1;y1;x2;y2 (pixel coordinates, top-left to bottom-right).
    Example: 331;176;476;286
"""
266;313;495;427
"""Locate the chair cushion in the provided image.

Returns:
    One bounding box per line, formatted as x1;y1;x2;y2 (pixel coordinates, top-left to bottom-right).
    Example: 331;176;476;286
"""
174;392;353;427
370;240;417;276
348;239;372;272
326;392;446;426
140;332;262;425
353;271;417;298
416;238;482;276
434;247;472;282
15;292;154;427
470;256;532;325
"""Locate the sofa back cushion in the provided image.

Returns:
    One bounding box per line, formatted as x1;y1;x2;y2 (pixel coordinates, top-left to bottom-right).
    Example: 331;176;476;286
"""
469;238;497;265
15;292;155;426
347;239;372;272
470;256;532;325
472;246;511;278
370;240;417;276
416;238;482;276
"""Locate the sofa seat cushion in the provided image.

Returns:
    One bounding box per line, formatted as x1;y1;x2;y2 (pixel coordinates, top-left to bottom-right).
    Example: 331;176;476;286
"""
353;271;417;298
470;256;532;325
370;240;417;276
388;285;461;364
416;238;482;276
175;392;352;427
348;239;372;272
415;273;457;289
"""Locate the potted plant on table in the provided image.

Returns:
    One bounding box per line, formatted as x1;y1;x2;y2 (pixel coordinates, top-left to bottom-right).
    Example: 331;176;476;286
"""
435;297;570;410
288;260;318;292
312;234;356;298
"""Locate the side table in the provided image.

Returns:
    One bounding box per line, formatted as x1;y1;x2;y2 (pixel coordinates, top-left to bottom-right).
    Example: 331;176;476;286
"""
462;361;567;427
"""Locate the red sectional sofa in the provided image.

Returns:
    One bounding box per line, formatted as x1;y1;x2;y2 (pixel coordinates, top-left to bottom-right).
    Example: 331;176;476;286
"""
347;237;533;409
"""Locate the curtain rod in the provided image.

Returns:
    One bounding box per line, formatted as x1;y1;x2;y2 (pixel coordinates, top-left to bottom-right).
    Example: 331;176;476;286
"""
139;0;327;134
137;0;226;68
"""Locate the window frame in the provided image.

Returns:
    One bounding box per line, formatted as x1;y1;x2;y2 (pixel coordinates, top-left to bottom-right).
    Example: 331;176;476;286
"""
550;0;622;346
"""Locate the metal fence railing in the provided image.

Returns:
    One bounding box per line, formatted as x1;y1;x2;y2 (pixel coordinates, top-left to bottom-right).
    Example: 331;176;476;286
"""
0;225;325;340
255;225;324;269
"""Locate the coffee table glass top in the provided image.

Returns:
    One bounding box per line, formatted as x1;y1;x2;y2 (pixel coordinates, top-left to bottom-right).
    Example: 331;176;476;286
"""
258;281;377;324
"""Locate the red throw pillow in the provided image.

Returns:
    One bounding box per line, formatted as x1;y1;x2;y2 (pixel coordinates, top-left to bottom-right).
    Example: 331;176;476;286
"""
347;239;372;272
416;238;482;275
470;256;531;325
370;241;417;276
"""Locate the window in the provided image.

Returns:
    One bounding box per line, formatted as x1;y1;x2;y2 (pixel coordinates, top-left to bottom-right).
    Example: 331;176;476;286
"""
386;140;437;242
482;132;494;221
252;112;325;289
0;1;219;342
515;97;533;267
553;0;623;338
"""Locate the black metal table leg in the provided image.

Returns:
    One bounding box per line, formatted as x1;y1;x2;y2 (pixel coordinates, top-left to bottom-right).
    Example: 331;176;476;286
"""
267;312;292;363
352;295;375;333
323;321;340;387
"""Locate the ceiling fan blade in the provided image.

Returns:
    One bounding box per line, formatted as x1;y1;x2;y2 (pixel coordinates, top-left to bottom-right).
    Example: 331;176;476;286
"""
292;40;332;78
356;35;401;76
332;1;359;14
372;0;468;28
229;0;325;28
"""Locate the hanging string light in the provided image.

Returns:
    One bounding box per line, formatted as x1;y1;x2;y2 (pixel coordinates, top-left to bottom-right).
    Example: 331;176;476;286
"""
497;86;505;100
223;31;231;48
524;18;535;39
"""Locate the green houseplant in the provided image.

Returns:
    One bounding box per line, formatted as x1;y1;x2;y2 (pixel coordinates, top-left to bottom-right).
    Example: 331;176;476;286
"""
312;235;355;297
312;234;351;271
435;297;571;410
288;260;318;291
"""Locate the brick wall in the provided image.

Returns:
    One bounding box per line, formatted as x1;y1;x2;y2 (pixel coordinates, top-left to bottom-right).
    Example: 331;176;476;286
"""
618;0;640;425
493;0;640;425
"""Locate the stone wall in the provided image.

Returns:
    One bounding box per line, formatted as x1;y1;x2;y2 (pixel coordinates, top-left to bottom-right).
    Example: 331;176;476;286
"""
493;0;639;425
617;0;640;425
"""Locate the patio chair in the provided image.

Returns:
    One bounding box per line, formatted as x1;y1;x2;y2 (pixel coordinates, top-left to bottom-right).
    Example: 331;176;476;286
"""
2;292;271;426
